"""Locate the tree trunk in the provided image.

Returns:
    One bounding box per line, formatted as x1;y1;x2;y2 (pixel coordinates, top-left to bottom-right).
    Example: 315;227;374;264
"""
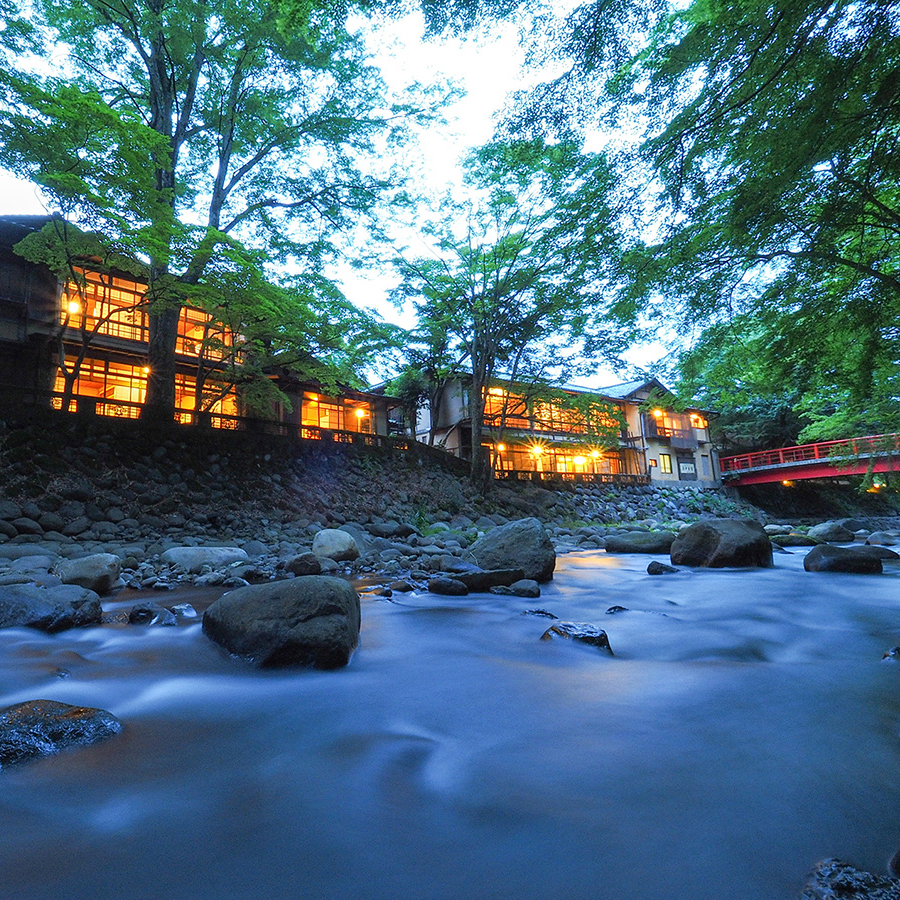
142;305;181;424
469;382;491;493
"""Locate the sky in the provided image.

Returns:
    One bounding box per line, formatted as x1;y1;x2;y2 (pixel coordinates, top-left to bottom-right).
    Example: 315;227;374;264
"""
0;7;673;389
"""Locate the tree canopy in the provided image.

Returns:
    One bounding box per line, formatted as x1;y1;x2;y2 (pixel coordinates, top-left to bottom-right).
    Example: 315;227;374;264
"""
510;0;900;444
392;139;634;485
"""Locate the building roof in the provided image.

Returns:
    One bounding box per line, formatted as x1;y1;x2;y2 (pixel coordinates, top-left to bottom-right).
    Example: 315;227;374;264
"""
597;377;669;400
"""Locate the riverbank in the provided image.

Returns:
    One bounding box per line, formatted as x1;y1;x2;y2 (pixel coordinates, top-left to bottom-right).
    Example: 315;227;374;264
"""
2;411;899;595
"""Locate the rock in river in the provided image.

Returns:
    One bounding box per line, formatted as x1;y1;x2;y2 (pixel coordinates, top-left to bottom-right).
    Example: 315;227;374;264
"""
311;529;360;562
670;519;773;568
202;576;361;669
540;622;614;655
470;517;556;582
801;858;900;899
0;583;101;632
0;699;122;767
161;546;249;574
803;544;883;574
604;531;676;554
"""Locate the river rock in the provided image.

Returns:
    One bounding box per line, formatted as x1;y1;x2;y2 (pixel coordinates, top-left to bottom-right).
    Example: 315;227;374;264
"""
128;602;177;626
470;517;555;582
452;568;525;591
801;858;900;899
427;577;469;596
55;553;121;594
285;552;322;576
202;576;360;669
770;533;819;547
808;521;856;542
604;531;676;554
851;545;900;561
804;545;883;574
0;583;102;631
866;531;899;547
647;561;679;575
540;621;613;655
161;546;249;574
311;529;360;562
670;519;773;568
0;699;122;767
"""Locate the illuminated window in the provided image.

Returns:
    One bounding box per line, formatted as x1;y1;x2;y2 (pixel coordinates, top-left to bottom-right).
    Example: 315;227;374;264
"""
649;458;658;467
660;453;673;474
301;393;371;433
62;270;148;342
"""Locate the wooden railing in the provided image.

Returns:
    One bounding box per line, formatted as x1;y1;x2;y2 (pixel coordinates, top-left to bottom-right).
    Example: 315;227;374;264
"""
495;470;650;486
720;433;900;474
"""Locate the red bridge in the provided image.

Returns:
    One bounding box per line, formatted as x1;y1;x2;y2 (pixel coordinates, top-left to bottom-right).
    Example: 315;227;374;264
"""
720;433;900;485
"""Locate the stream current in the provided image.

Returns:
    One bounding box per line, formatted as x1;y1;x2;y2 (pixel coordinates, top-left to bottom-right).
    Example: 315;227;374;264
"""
1;548;899;900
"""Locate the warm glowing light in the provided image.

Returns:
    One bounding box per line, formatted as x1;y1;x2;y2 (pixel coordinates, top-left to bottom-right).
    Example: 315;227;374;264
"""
573;456;586;465
530;445;544;456
782;480;793;486
488;387;505;396
590;449;600;458
496;443;505;452
652;408;663;418
354;407;366;418
67;300;80;315
142;366;150;374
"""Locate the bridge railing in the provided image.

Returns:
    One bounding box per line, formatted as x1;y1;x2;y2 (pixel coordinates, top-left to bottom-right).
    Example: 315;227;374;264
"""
720;433;900;474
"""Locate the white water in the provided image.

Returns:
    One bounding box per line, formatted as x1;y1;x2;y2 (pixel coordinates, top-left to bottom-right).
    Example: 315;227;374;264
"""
1;550;899;900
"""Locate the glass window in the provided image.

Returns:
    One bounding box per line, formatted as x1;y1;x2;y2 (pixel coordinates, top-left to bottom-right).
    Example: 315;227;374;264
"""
660;453;673;474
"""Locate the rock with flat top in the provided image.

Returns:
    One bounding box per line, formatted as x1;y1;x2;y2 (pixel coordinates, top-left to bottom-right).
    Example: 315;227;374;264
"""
0;583;101;632
804;544;882;574
604;531;676;554
808;522;856;542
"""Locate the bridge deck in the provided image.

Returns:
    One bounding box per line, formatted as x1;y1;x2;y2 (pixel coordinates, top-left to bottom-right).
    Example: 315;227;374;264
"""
720;434;900;485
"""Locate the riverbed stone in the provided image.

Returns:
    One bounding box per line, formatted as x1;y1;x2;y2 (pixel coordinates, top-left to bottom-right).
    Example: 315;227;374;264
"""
770;533;820;547
804;544;883;574
850;545;900;561
0;583;102;631
311;529;360;562
604;531;676;554
470;517;556;582
128;602;177;626
0;699;122;768
801;858;900;899
647;561;679;575
808;521;856;542
540;621;614;655
202;576;361;669
55;553;121;594
285;552;322;576
670;519;773;568
866;531;899;547
161;546;249;574
427;577;469;596
452;568;525;591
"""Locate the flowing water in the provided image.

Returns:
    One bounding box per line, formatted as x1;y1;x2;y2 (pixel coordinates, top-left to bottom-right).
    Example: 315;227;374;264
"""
1;549;900;900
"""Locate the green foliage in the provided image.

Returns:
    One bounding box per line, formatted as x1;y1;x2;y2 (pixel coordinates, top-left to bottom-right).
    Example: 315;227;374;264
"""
512;0;900;447
0;0;415;418
393;138;636;486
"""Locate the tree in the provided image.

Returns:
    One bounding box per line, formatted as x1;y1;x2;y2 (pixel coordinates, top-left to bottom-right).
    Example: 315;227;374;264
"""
508;0;900;444
393;139;633;488
0;0;424;422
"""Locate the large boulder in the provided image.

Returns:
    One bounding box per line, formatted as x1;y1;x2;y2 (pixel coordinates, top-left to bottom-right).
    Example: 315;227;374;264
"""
202;576;360;669
670;519;773;568
55;553;121;594
0;700;122;767
161;546;249;574
866;531;899;547
801;858;900;900
0;583;102;632
808;521;856;542
311;529;360;562
803;544;883;574
604;531;676;554
452;568;525;591
470;518;556;582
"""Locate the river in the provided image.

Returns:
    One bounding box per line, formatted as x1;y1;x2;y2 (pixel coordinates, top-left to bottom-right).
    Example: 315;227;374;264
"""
0;548;898;900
